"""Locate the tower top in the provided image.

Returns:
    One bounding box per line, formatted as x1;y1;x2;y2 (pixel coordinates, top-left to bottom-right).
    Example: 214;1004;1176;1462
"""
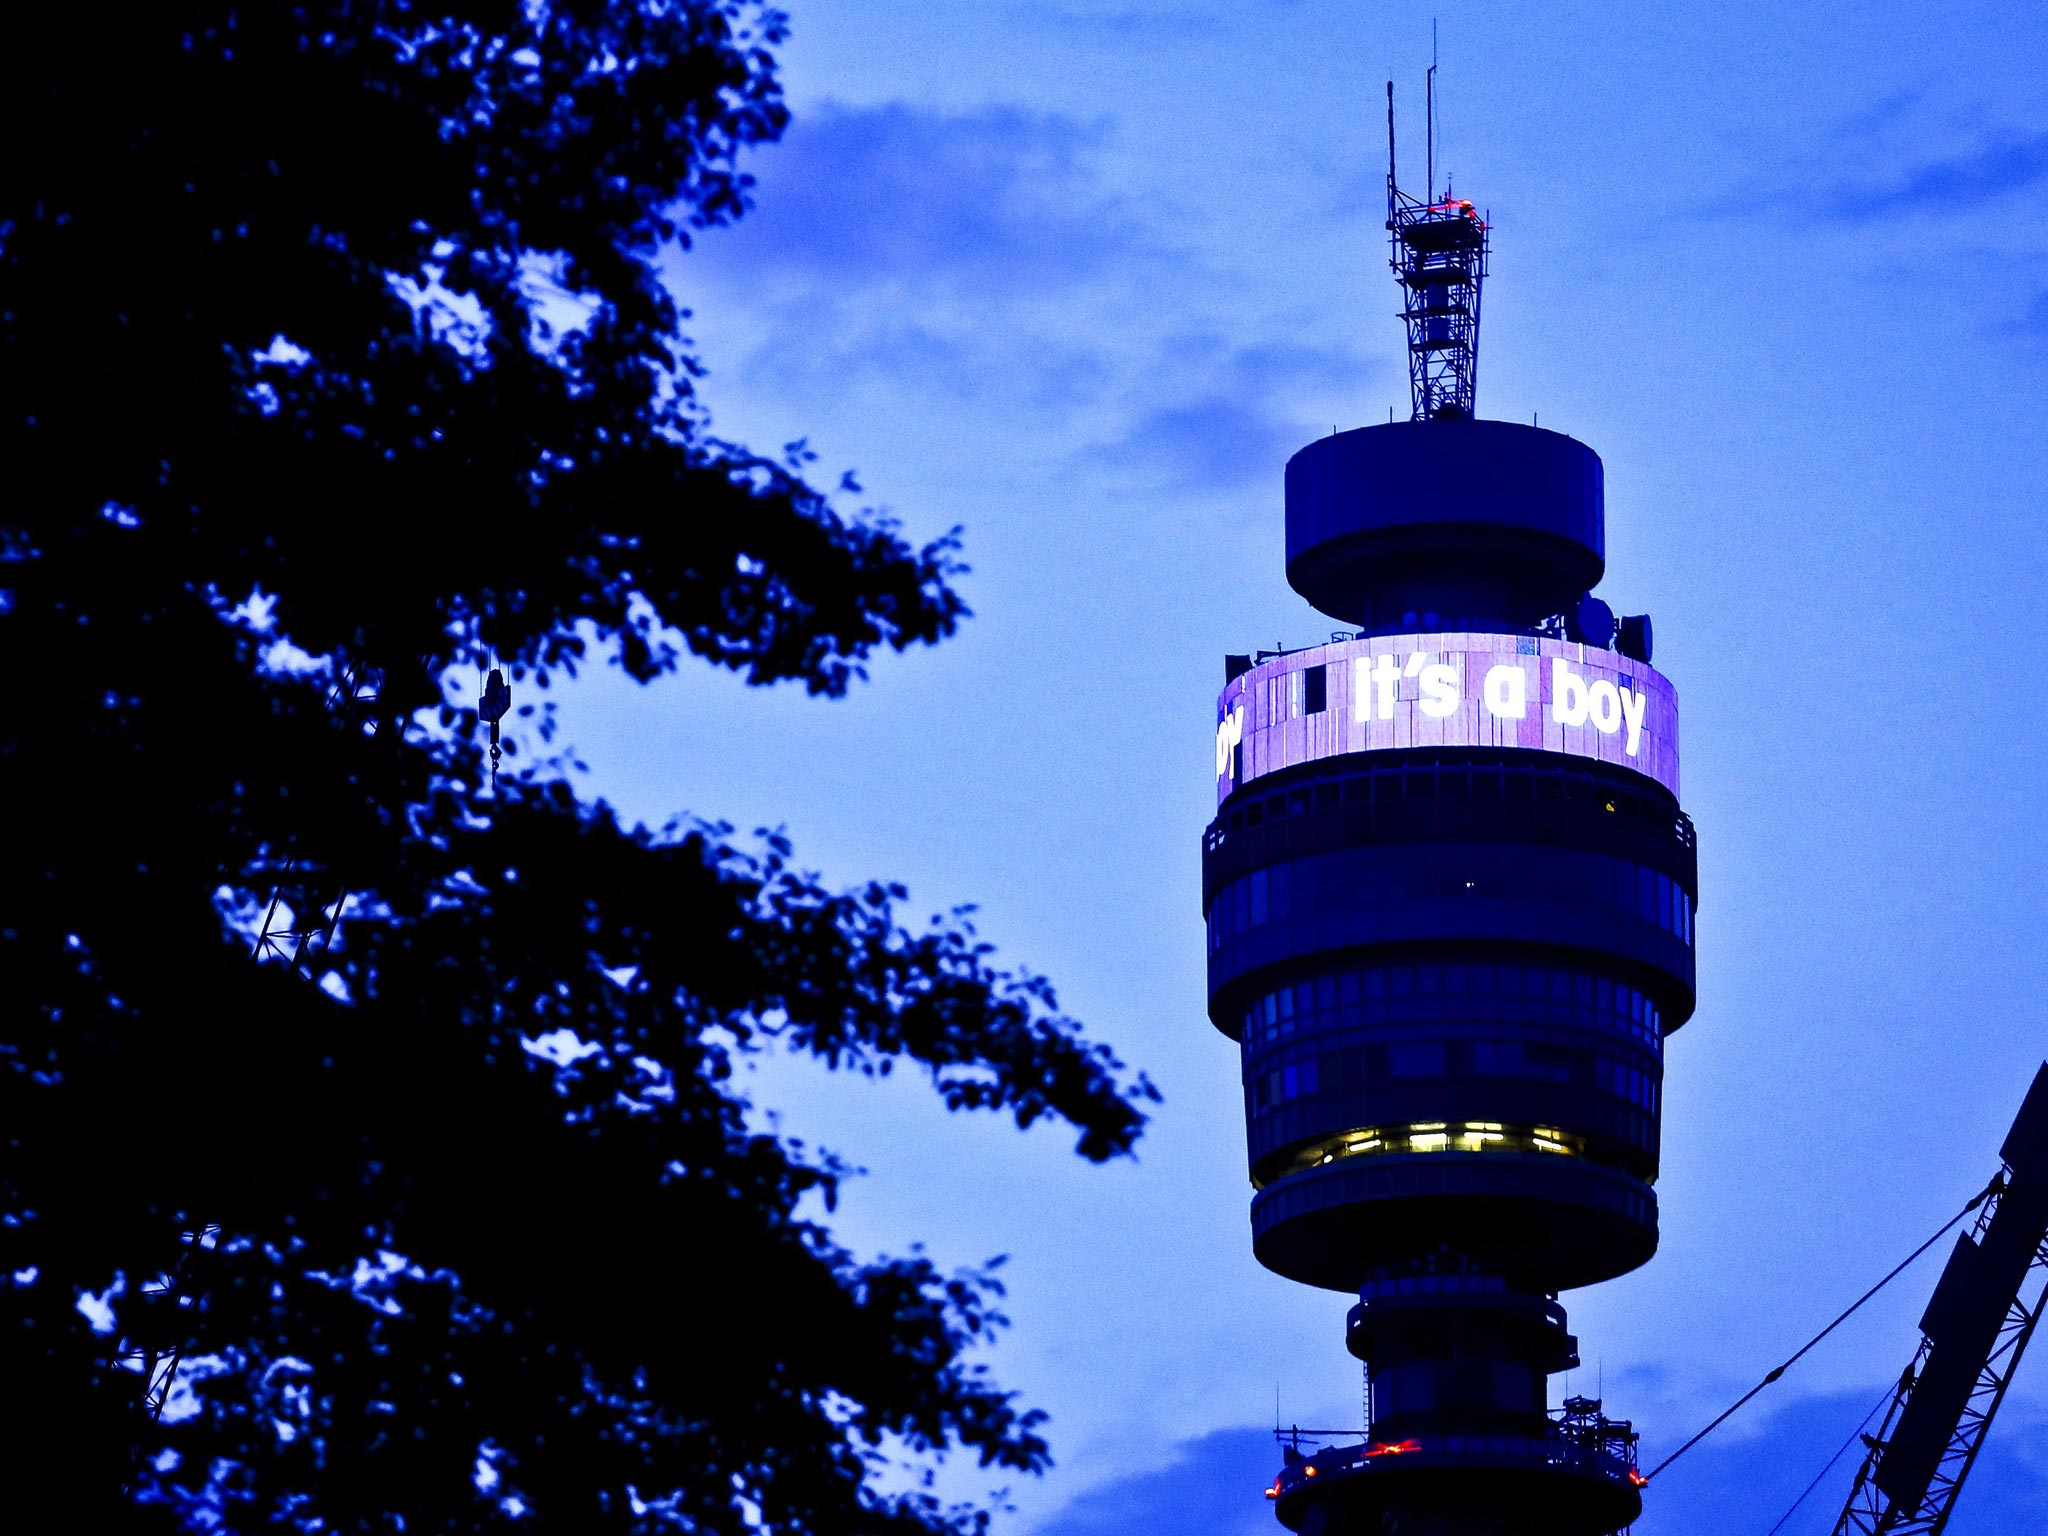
1386;78;1488;422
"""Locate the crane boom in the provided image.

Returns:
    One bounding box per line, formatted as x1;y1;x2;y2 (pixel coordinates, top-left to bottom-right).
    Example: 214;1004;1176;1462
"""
1831;1063;2048;1535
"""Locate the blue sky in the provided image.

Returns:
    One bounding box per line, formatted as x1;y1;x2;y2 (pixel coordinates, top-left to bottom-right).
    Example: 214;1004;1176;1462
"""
550;2;2048;1530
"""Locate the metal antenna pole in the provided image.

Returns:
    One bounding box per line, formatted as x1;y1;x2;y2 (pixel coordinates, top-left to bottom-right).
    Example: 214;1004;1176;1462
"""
1425;62;1436;204
1386;81;1397;226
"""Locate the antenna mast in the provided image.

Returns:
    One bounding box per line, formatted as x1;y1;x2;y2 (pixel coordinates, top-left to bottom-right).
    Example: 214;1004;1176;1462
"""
1384;70;1488;422
1425;65;1435;204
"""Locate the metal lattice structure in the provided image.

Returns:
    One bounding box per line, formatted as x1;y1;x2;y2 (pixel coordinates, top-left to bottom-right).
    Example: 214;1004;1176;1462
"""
1385;82;1489;422
1832;1066;2048;1536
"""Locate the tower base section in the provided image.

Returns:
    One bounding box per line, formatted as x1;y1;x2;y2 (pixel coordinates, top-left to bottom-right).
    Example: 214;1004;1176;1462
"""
1270;1437;1641;1536
1265;1279;1643;1536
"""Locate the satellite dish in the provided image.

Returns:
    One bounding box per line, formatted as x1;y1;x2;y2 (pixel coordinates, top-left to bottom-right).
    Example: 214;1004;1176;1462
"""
1617;614;1654;664
1567;594;1615;648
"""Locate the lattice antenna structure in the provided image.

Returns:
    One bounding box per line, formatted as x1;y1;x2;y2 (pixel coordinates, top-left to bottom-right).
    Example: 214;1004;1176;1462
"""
1385;79;1489;422
1831;1064;2048;1536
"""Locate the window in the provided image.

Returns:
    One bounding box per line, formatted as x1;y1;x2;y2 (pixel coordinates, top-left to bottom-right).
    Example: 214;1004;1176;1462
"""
1237;963;1667;1072
1303;664;1328;715
1522;1042;1577;1083
1472;1040;1524;1076
1389;1041;1445;1077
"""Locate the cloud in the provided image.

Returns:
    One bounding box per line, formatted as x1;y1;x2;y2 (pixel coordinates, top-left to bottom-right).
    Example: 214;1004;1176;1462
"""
671;99;1376;495
2005;286;2048;339
1010;2;1229;39
1032;1426;1280;1536
670;98;1182;409
1820;86;1926;147
1083;332;1375;489
1825;129;2048;222
1696;85;2048;228
1092;396;1305;491
712;101;1153;294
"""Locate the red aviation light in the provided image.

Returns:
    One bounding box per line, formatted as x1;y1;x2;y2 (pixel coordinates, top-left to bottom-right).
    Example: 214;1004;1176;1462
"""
1629;1469;1649;1488
1365;1438;1421;1457
1303;1465;1318;1477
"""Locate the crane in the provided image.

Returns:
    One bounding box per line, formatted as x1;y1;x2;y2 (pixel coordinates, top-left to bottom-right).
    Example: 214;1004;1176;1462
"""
1829;1063;2048;1534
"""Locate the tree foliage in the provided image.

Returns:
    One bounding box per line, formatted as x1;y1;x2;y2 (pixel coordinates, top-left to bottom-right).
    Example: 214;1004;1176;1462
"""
0;4;1157;1529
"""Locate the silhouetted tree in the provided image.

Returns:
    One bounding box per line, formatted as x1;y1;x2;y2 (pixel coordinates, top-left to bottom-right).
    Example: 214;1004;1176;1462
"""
0;5;1156;1530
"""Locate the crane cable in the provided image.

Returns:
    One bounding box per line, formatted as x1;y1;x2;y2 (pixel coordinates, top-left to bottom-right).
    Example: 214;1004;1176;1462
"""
1644;1172;2004;1483
1760;1382;1892;1536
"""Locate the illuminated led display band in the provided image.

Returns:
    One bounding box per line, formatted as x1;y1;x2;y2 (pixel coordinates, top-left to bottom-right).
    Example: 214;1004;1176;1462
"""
1215;633;1679;804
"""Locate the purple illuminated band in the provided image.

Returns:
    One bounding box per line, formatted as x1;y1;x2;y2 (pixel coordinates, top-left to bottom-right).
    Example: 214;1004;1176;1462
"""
1216;634;1679;806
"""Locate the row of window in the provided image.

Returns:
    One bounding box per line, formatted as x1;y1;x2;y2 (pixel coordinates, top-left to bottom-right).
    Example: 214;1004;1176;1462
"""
1208;844;1694;949
1372;1358;1545;1421
1287;1121;1582;1183
1250;663;1330;724
1248;1044;1661;1116
1239;963;1666;1052
1356;1271;1516;1301
1210;750;1688;848
1252;1098;1658;1182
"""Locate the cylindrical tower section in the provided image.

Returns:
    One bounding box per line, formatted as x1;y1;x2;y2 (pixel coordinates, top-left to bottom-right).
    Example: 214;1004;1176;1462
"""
1205;635;1690;1294
1225;152;1683;1536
